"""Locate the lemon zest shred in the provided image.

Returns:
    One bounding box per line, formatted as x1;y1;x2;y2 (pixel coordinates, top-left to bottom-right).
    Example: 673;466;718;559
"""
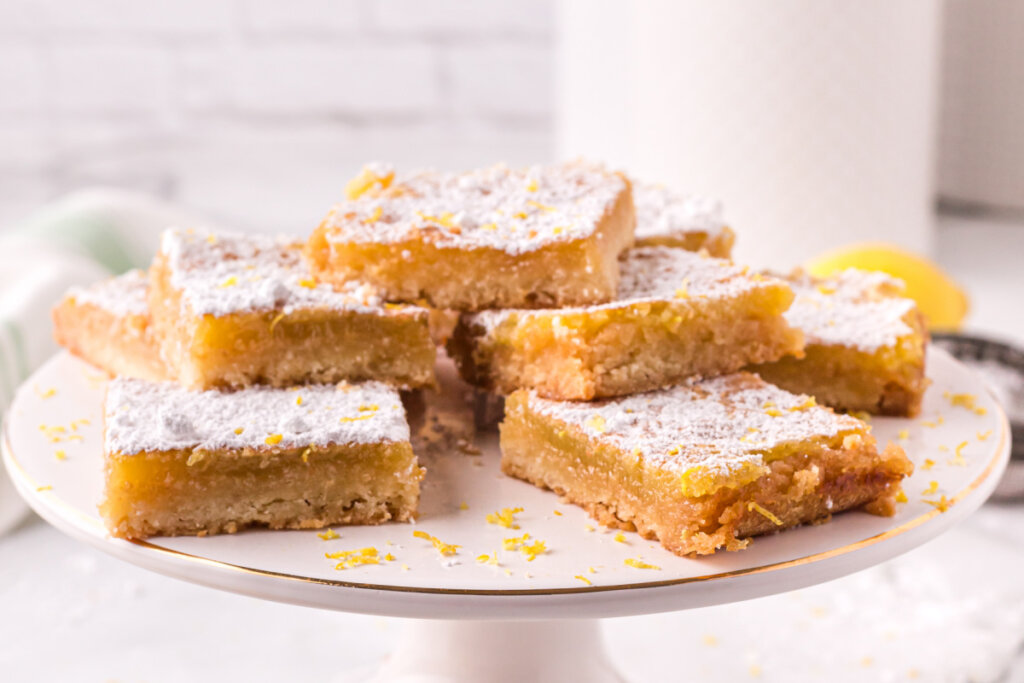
265;434;284;445
485;506;524;529
747;502;783;526
575;574;592;586
317;528;340;541
412;530;460;556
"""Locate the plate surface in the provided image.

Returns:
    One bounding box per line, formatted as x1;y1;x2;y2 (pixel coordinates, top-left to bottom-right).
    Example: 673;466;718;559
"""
3;349;1009;619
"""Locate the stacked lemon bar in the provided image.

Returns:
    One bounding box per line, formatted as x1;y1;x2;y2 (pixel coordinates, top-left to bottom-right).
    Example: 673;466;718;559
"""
53;159;921;556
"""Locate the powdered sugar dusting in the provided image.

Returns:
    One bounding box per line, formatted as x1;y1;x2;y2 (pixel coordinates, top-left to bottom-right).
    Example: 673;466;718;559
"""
467;247;785;330
105;377;409;456
633;181;727;242
67;270;149;317
321;161;627;255
783;269;917;352
161;228;426;319
526;373;864;477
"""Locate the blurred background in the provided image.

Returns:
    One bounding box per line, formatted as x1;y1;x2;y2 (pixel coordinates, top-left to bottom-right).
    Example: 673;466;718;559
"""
2;1;1024;681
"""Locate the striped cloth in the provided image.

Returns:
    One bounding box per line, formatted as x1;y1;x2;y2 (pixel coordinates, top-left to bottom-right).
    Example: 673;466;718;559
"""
0;187;208;534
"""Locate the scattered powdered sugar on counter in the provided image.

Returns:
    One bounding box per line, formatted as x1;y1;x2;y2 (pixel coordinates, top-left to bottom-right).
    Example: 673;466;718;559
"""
782;269;917;352
66;269;149;317
160;228;426;319
525;372;863;476
632;181;726;241
466;247;786;330
105;377;410;455
320;161;627;255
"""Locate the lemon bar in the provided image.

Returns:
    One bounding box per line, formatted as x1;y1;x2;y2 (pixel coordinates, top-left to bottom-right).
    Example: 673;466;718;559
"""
149;229;436;390
101;378;423;539
447;247;803;400
749;269;928;416
500;373;912;556
52;270;168;382
633;181;735;257
306;161;636;310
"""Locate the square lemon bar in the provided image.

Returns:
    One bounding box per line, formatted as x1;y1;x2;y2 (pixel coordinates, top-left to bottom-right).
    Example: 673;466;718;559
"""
52;270;168;382
500;373;912;556
306;161;636;310
150;228;436;390
748;269;928;416
633;181;735;258
447;247;803;400
101;378;423;539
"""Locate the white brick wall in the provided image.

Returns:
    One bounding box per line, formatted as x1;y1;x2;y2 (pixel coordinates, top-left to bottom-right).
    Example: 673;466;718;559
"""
0;0;554;232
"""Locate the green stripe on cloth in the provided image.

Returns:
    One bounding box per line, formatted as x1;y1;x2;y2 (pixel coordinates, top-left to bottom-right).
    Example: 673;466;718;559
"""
4;321;29;384
24;217;141;273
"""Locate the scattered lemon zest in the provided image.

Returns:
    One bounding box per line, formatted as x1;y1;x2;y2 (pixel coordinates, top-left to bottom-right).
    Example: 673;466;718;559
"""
35;386;56;399
526;200;555;212
55;450;66;461
297;278;317;289
326;546;380;570
459;502;469;511
943;391;987;416
702;634;718;647
234;427;244;435
921;415;945;428
584;525;595;532
922;481;938;495
977;430;992;441
486;506;524;529
36;485;52;492
765;408;783;417
265;433;284;445
301;447;312;464
613;532;626;543
220;276;238;288
553;510;562;516
624;558;661;570
479;222;498;231
383;553;395;562
296;396;303;406
359;404;379;412
895;489;908;504
575;574;592;586
923;495;951;513
269;312;286;331
747;502;783;526
317;528;340;541
363;206;383;224
948;440;969;466
412;530;460;556
898;429;909;440
526;178;538;192
401;564;410;571
922;458;936;470
186;452;205;466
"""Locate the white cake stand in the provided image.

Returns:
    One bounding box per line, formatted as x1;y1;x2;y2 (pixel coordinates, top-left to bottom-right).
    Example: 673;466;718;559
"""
3;349;1010;682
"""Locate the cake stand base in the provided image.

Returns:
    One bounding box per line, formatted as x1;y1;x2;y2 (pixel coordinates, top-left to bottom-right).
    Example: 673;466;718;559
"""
357;619;625;683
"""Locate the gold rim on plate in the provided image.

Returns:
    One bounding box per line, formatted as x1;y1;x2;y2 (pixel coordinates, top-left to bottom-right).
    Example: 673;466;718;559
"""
3;402;1009;597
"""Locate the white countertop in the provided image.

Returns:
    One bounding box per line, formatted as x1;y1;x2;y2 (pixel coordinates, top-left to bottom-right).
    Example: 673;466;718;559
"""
2;214;1023;682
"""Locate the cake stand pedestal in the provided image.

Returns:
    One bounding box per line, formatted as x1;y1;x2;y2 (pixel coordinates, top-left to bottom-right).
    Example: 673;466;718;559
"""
2;350;1010;682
